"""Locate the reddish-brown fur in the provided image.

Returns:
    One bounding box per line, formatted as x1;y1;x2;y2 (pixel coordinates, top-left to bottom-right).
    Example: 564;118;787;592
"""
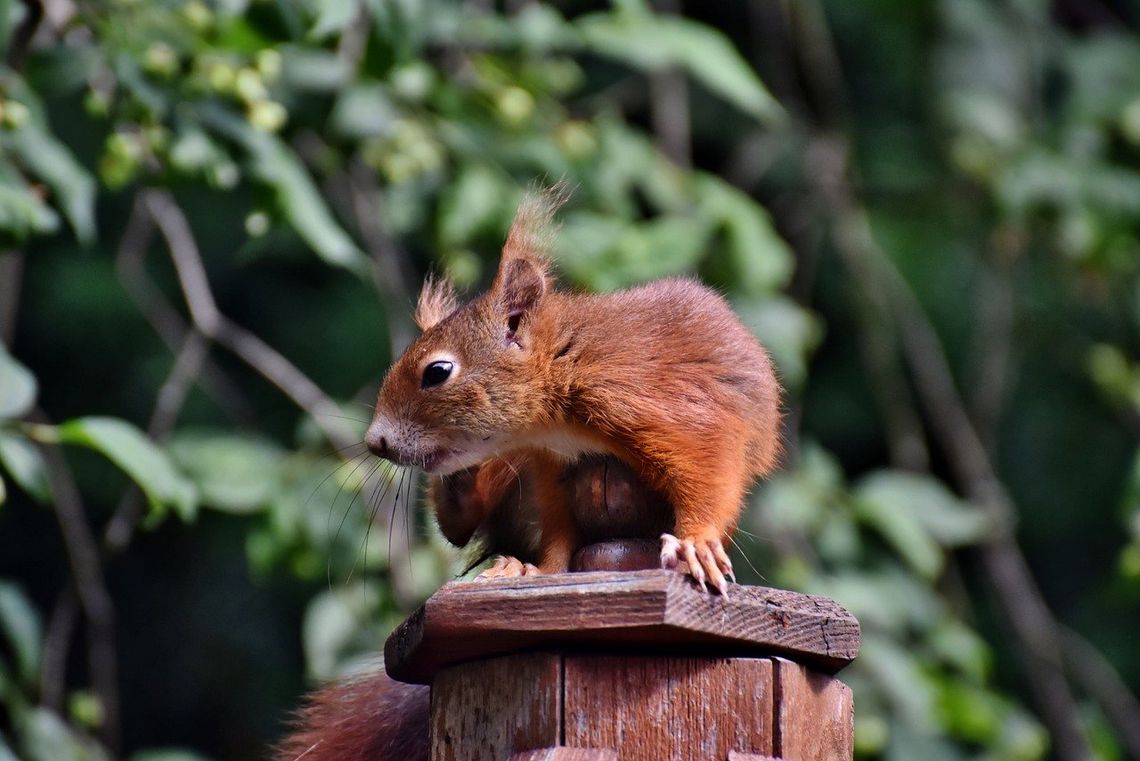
274;667;428;761
366;189;782;587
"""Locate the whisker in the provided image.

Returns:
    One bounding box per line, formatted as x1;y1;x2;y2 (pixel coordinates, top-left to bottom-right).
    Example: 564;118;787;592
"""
317;413;374;425
320;453;375;587
331;440;369;456
386;469;407;581
346;464;396;585
727;533;765;581
403;467;417;588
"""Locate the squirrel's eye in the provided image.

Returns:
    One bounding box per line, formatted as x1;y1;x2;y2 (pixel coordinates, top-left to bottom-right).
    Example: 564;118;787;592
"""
421;360;454;388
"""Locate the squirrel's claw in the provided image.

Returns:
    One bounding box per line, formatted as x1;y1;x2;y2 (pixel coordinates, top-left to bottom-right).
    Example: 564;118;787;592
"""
660;533;730;596
476;555;541;580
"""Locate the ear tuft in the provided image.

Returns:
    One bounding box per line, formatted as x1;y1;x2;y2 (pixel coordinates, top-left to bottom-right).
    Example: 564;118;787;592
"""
490;182;568;320
501;182;571;262
415;275;459;331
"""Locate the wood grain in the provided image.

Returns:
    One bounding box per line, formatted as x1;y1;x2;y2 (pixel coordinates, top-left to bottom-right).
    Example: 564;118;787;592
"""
725;754;780;761
563;656;774;761
386;571;860;684
429;653;561;761
773;658;854;760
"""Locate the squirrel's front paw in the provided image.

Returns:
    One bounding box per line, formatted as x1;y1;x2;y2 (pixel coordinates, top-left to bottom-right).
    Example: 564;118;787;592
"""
476;555;541;580
660;533;735;595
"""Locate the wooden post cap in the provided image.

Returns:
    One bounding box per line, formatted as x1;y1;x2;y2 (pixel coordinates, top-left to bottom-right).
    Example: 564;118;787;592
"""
384;570;860;684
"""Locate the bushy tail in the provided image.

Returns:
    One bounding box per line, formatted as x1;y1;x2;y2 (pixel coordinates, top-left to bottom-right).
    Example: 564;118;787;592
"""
273;666;429;761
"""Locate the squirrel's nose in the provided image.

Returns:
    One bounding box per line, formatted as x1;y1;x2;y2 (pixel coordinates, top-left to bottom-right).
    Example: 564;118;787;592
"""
364;423;391;459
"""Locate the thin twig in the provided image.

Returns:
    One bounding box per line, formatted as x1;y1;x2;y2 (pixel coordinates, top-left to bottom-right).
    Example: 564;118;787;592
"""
39;585;78;714
142;190;358;452
336;0;370;72
115;194;253;425
346;159;419;354
104;331;211;554
0;251;24;346
6;0;44;69
1060;627;1140;759
649;0;690;169
967;237;1018;451
32;410;120;753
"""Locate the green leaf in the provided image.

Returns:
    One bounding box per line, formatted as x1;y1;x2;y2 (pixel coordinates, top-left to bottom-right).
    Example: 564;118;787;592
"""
279;45;351;92
330;84;399;140
733;296;823;392
302;585;381;681
695;174;794;294
0;345;36;420
854;481;944;580
578;12;784;123
200;106;366;273
0;731;21;761
556;213;712;291
858;471;990;548
307;0;356;40
437;164;511;248
17;707;109;761
55;417;197;522
0;582;41;686
6;123;97;244
168;432;283;514
0;433;49;502
860;632;939;729
0;169;59;240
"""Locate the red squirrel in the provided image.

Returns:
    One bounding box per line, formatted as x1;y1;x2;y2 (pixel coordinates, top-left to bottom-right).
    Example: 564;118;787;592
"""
275;189;781;760
364;189;781;593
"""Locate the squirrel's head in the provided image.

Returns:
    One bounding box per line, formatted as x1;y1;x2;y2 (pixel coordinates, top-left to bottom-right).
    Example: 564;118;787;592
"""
365;191;560;474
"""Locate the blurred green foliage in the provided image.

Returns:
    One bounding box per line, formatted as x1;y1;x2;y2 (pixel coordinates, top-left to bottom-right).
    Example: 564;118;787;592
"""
0;0;1138;759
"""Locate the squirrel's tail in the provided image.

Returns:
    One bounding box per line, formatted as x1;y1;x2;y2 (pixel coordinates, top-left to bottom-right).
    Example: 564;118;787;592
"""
274;666;429;761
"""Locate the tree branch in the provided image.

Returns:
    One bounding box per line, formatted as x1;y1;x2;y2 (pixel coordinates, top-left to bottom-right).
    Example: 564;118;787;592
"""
142;190;359;452
0;251;24;346
1061;627;1140;759
32;410;120;753
649;0;691;169
115;194;253;425
817;145;1093;758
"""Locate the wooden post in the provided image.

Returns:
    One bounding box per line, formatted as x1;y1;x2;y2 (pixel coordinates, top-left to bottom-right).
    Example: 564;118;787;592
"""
385;570;859;761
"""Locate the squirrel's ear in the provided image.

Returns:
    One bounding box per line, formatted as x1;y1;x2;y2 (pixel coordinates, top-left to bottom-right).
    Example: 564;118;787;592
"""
493;257;547;319
415;275;459;331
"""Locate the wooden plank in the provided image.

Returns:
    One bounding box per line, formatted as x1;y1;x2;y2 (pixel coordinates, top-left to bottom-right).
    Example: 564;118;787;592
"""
508;750;618;761
429;653;561;761
563;656;774;761
773;658;854;760
725;754;779;761
386;571;859;684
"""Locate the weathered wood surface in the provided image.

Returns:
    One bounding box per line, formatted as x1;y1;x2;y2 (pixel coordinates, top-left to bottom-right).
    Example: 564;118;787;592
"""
429;653;855;760
429;654;561;761
772;658;854;760
386;570;860;684
563;656;774;761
